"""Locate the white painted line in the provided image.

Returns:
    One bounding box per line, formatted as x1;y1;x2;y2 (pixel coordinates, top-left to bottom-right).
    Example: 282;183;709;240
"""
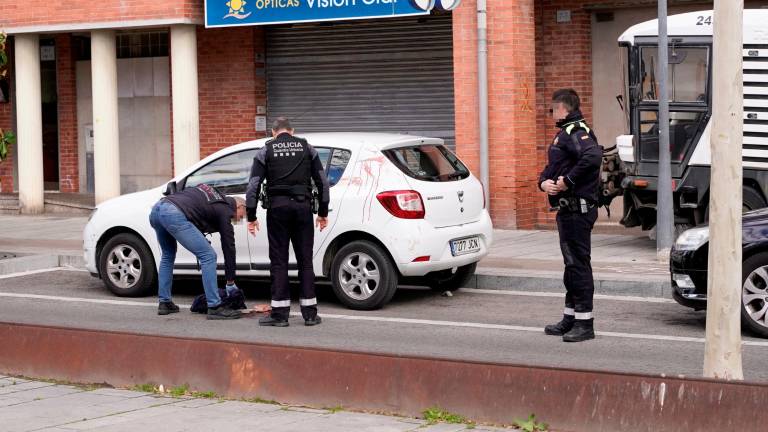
0;290;766;348
461;288;676;304
0;292;190;309
0;267;63;280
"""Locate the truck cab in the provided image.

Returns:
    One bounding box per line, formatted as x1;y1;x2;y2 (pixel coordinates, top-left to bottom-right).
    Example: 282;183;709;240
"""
615;10;768;231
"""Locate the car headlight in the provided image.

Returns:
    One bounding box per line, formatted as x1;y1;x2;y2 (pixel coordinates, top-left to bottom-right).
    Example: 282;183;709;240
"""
674;226;709;251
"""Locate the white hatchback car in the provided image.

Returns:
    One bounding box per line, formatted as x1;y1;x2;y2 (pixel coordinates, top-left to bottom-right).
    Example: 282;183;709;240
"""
84;133;493;310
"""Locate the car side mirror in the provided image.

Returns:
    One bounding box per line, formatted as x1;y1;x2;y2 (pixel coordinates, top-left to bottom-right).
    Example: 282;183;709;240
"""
163;181;177;196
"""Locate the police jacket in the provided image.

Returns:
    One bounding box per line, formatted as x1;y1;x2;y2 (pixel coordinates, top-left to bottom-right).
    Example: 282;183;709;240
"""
538;110;602;204
163;184;238;281
245;132;330;222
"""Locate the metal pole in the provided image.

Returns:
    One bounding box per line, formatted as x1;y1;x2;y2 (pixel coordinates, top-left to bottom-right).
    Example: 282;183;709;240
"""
704;0;744;380
477;0;490;210
657;0;674;257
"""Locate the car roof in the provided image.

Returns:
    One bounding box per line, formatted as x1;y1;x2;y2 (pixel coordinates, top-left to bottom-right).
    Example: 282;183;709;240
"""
224;132;444;153
177;132;445;181
618;10;768;45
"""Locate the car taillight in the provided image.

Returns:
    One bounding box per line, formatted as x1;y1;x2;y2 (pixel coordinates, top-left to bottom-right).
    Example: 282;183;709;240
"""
376;190;425;219
481;182;486;209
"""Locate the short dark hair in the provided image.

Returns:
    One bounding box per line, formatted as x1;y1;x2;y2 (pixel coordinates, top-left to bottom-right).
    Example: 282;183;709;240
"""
272;117;293;132
552;89;580;113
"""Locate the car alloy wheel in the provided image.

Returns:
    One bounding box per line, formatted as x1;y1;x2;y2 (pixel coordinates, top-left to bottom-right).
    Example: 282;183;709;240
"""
338;252;380;301
106;244;143;290
743;265;768;331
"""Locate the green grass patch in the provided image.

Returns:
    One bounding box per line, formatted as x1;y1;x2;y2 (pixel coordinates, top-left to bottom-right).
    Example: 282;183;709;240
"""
132;383;157;393
513;414;548;432
169;384;190;398
190;390;218;399
422;407;473;426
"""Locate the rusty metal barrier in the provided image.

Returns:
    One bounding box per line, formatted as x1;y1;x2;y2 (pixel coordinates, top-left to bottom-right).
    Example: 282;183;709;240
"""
1;322;766;432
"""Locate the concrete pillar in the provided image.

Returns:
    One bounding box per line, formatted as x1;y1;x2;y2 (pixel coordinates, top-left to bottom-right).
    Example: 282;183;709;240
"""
14;34;45;214
91;30;121;204
170;25;200;175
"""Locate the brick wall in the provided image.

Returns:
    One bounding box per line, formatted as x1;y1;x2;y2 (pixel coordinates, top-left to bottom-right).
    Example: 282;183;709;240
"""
0;1;204;30
196;26;266;158
534;1;595;227
56;34;78;193
453;0;538;229
0;38;14;193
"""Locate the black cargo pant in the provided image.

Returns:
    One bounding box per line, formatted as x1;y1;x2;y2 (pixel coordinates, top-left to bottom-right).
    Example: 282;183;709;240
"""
266;199;317;321
556;205;598;320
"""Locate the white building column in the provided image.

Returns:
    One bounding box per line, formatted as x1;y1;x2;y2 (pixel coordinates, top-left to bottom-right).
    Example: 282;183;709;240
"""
170;25;200;175
91;30;121;204
14;34;45;214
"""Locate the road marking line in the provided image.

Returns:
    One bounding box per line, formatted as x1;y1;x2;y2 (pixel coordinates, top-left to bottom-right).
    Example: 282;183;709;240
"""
460;288;677;304
1;291;765;348
0;268;64;280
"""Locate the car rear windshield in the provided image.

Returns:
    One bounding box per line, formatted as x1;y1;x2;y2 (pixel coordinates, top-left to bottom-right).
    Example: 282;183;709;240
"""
383;145;470;182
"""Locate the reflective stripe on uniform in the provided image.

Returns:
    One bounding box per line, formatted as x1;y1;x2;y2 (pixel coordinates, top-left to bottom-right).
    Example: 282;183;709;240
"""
271;300;291;308
575;312;594;320
564;121;591;135
300;297;317;306
564;307;575;316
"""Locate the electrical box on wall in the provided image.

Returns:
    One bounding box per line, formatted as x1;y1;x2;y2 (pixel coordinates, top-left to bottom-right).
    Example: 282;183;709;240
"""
556;10;571;23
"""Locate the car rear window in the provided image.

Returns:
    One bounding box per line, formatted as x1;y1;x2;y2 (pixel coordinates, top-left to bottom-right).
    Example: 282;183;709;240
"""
383;145;470;182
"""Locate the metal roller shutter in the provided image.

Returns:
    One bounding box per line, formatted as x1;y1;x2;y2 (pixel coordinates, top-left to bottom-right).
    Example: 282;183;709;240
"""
266;14;456;148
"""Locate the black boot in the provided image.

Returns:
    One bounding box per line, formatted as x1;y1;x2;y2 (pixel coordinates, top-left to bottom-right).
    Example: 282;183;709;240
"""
158;301;180;316
563;319;595;342
544;315;575;336
259;315;289;327
207;304;242;320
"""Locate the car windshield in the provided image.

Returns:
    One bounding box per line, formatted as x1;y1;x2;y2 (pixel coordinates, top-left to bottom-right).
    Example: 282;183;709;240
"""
383;145;470;182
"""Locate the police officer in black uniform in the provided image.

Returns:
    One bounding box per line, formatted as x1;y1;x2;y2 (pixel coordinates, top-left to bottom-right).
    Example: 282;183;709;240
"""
539;89;602;342
245;118;330;327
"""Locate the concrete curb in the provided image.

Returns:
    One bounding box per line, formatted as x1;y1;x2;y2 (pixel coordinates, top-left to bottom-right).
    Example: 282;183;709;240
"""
466;267;672;299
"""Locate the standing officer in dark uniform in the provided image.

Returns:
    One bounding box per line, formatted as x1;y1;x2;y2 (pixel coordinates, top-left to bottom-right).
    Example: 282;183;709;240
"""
539;89;602;342
245;118;330;327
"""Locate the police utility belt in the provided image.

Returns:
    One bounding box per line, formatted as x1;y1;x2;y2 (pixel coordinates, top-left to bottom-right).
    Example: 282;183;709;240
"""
551;197;595;214
260;183;319;214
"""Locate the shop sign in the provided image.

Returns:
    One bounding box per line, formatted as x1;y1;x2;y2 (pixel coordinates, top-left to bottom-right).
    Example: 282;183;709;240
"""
205;0;460;28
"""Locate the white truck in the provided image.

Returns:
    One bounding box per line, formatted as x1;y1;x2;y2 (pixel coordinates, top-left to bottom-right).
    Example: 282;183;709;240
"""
610;10;768;232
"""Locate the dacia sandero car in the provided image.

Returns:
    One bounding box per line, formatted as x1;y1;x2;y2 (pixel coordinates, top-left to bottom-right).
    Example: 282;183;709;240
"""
671;208;768;338
83;133;493;310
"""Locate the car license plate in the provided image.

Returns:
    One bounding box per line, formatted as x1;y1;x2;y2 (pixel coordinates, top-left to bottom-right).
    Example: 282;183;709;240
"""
450;236;481;257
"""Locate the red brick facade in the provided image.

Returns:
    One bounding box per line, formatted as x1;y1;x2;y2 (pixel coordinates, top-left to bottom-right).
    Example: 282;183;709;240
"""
196;26;267;158
0;38;14;193
56;34;79;193
0;1;204;30
453;0;539;230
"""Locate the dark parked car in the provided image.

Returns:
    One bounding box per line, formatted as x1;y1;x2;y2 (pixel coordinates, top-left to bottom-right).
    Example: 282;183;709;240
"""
671;208;768;338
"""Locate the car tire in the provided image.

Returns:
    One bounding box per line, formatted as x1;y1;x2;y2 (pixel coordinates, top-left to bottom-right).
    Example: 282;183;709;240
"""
741;252;768;338
99;233;157;297
426;263;477;292
330;240;398;310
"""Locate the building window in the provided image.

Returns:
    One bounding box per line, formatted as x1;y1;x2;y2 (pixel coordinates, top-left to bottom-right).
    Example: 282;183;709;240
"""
73;31;169;61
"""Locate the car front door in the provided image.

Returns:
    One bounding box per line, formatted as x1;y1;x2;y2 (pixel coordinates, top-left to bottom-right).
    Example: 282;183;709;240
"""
174;148;257;276
247;147;354;272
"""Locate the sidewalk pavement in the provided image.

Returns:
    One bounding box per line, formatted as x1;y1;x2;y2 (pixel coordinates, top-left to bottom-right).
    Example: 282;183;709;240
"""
0;213;670;298
0;376;516;432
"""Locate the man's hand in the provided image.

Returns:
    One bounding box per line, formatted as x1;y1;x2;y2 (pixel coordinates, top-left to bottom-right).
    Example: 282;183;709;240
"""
556;176;569;192
541;179;560;195
316;217;328;232
248;220;260;236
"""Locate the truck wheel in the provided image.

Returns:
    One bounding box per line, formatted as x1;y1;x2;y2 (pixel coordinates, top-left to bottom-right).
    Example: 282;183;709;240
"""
743;186;767;212
99;233;157;297
704;186;767;223
741;252;768;338
331;241;398;310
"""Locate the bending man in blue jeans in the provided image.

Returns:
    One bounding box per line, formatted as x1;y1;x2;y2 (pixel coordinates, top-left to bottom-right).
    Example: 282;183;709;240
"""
149;184;246;320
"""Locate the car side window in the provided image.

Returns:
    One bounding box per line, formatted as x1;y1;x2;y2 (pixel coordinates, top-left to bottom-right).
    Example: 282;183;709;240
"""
313;147;351;187
184;149;258;195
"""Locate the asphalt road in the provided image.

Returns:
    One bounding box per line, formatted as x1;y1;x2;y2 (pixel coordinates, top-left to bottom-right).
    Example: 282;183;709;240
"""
1;268;767;382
